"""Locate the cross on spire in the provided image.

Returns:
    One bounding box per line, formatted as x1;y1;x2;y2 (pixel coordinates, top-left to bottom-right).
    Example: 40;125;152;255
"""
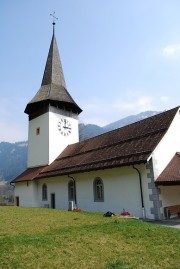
50;12;58;24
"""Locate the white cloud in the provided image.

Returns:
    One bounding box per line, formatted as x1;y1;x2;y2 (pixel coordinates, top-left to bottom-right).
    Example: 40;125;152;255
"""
80;99;110;126
137;97;154;111
114;96;154;113
80;116;108;127
160;96;170;104
163;44;180;58
80;94;156;127
76;93;173;128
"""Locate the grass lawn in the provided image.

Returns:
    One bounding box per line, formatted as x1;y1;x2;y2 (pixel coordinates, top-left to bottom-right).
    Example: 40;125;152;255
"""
0;207;179;269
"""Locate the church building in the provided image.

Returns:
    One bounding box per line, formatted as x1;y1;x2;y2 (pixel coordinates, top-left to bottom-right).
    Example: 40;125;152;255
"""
11;23;180;220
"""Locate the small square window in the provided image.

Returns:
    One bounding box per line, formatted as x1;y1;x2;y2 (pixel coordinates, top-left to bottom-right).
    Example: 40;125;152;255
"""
36;127;40;135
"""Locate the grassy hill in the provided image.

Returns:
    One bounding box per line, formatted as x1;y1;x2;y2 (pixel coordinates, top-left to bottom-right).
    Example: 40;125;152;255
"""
0;207;179;269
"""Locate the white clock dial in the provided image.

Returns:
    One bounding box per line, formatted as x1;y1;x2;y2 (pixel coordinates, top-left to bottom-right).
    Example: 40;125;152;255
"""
58;118;72;136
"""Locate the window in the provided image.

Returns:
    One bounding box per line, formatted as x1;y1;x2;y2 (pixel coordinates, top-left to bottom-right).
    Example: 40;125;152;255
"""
42;183;47;200
36;127;40;135
93;177;104;202
68;180;75;201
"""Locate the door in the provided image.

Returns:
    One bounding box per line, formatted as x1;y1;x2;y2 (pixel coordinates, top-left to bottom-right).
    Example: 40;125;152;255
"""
51;193;55;209
16;196;19;206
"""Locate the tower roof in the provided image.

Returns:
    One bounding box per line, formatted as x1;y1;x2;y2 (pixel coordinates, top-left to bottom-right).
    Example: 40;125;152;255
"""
25;25;82;116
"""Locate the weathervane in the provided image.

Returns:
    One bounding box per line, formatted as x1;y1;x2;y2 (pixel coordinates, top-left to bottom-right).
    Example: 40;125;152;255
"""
50;12;58;25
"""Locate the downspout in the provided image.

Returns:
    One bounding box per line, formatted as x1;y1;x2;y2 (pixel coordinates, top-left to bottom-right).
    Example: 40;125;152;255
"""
133;165;146;219
10;182;15;206
68;175;77;207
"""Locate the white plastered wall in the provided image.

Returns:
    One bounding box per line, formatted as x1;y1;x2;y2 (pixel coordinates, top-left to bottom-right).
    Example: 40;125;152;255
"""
149;109;180;215
14;181;38;207
76;168;143;216
37;164;154;219
28;113;49;167
150;109;180;180
38;177;68;209
49;112;79;164
28;110;79;167
159;186;180;208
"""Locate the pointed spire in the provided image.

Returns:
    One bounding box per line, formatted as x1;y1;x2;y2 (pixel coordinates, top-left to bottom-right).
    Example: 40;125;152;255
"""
53;22;55;36
41;25;66;88
25;22;82;116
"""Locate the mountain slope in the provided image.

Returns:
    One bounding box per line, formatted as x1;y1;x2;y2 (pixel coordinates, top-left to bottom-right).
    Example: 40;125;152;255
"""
79;123;104;141
103;111;159;131
80;111;159;140
0;142;28;181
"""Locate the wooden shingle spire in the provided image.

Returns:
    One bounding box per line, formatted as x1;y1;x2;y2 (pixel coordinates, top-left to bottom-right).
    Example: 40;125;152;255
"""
25;21;82;116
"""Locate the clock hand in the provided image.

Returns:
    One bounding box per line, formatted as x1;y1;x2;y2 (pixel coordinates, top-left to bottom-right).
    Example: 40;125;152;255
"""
63;126;71;130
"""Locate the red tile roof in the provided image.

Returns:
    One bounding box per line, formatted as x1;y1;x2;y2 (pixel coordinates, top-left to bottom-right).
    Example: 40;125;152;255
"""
12;106;179;183
156;153;180;185
37;107;179;179
11;166;46;183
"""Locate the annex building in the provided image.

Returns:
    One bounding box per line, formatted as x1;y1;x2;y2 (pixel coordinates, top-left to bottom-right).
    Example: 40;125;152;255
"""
12;24;180;220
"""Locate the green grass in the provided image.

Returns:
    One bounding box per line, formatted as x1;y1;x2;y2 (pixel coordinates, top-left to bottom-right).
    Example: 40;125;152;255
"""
0;207;179;269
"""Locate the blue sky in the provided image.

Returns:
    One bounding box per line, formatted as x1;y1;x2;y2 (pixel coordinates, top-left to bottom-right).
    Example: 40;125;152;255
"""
1;0;180;142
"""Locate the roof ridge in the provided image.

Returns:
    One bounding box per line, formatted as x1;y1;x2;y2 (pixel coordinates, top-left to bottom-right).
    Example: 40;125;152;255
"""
77;106;179;144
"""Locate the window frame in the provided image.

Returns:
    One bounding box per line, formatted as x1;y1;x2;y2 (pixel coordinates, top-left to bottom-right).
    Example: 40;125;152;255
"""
93;177;104;202
36;127;40;135
42;183;48;201
68;180;75;201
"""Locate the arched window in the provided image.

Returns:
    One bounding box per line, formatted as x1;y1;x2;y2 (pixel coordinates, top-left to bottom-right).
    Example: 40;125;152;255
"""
93;177;104;202
42;183;47;200
68;180;75;201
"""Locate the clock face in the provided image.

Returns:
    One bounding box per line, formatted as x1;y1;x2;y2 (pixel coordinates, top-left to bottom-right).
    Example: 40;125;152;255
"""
58;118;72;136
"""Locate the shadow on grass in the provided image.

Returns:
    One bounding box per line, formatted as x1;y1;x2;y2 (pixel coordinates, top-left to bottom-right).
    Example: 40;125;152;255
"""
107;259;133;269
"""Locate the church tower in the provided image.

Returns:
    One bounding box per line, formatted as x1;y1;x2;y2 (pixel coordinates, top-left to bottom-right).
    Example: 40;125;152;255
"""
25;23;82;168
